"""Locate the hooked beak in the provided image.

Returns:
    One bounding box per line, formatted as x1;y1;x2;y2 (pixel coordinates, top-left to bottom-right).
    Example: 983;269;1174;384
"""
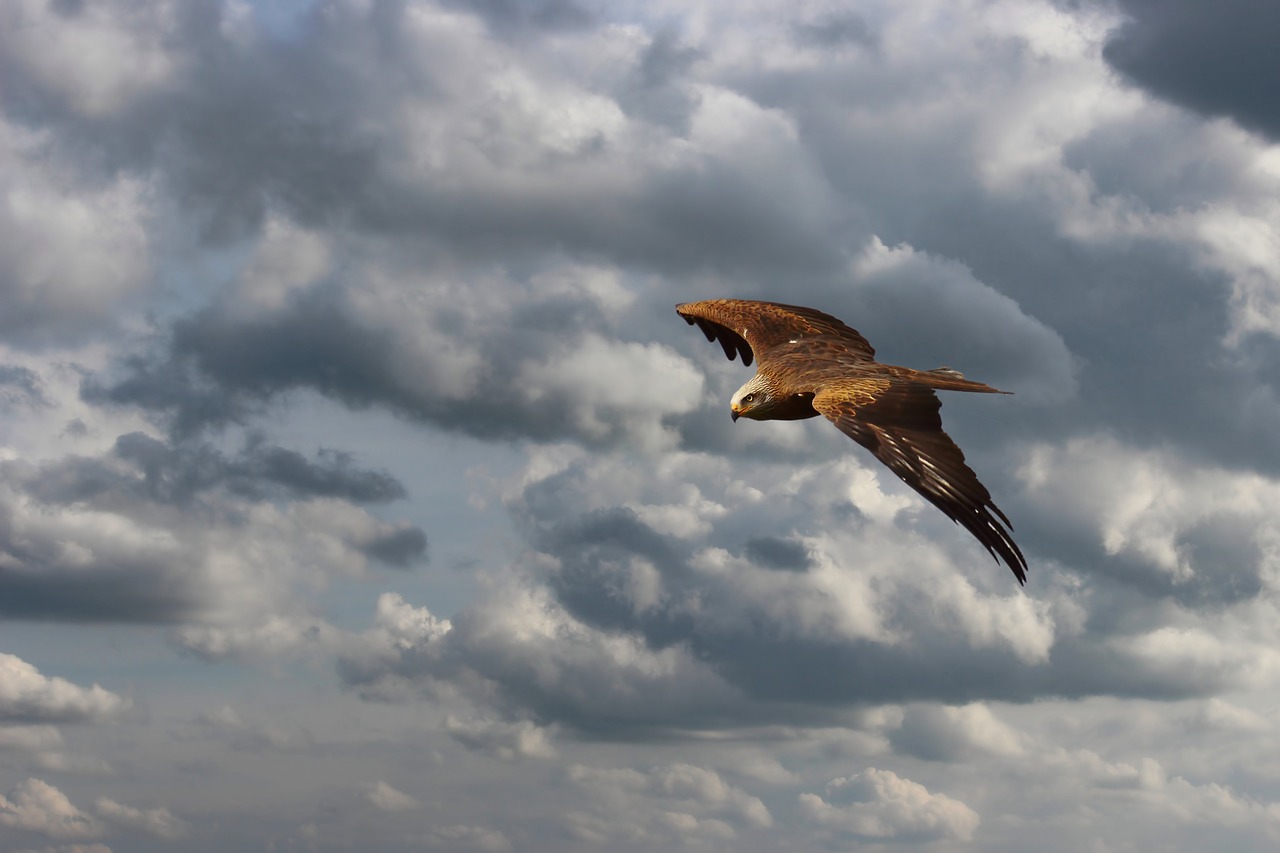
730;407;739;422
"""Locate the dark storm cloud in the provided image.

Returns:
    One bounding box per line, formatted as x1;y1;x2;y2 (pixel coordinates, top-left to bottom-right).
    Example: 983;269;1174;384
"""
0;365;47;408
690;595;1223;708
0;428;424;621
539;507;699;651
336;590;778;735
117;432;391;503
49;0;88;16
81;352;248;439
157;291;466;432
441;0;593;34
1012;498;1264;612
616;27;703;135
793;11;879;51
1102;0;1280;142
236;442;407;503
0;560;199;624
718;32;1280;484
417;437;1280;732
337;469;1257;737
1060;110;1255;214
357;524;428;568
337;573;1237;742
6;1;1280;846
874;186;1280;481
14;0;1268;642
743;536;813;572
0;0;848;276
0;477;201;622
1;1;377;242
8;0;879;456
8;0;1275;493
85;278;704;450
82;288;434;437
25;431;408;507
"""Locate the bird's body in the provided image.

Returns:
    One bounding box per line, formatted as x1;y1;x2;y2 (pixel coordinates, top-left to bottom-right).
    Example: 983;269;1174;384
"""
677;298;1027;584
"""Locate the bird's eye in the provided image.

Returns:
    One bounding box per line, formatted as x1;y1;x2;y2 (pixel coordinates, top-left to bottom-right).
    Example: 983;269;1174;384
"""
742;393;756;404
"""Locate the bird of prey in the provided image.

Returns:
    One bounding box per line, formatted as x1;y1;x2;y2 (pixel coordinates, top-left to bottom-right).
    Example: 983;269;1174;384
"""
677;299;1027;584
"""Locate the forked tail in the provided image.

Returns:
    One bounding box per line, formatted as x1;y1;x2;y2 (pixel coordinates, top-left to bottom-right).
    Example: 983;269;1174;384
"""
914;367;1011;394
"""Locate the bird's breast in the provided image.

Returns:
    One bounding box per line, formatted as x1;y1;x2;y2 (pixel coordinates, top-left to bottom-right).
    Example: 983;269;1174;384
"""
768;393;820;421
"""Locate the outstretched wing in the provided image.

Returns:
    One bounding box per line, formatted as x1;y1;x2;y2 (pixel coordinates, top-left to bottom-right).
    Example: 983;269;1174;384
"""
676;299;876;367
812;380;1027;584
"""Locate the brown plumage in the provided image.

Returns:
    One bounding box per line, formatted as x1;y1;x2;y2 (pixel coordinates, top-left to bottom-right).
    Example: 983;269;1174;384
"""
677;299;1027;584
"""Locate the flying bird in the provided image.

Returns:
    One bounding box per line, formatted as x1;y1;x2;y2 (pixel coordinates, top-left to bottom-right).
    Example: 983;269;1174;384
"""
677;299;1027;584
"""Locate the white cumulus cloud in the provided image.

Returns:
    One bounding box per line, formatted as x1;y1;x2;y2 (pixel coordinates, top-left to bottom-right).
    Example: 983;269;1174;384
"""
799;768;980;842
0;655;128;723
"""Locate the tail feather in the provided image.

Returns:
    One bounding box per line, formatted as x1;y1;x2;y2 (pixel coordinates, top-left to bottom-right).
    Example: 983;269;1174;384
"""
917;367;1010;395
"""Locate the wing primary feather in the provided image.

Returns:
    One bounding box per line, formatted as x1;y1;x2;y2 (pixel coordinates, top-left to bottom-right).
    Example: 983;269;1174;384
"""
719;335;737;361
812;383;1027;584
676;299;875;364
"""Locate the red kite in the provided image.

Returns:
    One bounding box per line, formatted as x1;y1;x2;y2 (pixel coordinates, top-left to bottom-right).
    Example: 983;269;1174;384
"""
678;299;1026;584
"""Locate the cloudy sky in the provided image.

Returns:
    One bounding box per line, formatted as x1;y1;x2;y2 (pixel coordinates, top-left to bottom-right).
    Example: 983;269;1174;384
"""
2;0;1280;849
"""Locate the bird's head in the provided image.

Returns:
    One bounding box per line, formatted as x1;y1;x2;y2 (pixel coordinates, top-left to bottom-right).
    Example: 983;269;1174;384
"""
730;375;775;421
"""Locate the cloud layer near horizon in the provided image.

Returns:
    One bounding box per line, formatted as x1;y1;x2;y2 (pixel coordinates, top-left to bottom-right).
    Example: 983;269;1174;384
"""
3;0;1280;850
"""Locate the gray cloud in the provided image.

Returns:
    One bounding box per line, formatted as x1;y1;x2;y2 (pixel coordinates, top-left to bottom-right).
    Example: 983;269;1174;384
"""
107;432;409;505
0;0;850;281
793;11;880;52
0;559;200;625
743;536;813;572
619;27;703;135
711;9;1280;484
86;272;704;450
337;588;755;734
842;239;1078;404
3;1;1280;850
330;443;1277;739
1103;0;1280;142
441;0;594;35
394;445;1274;722
358;526;429;569
0;430;424;622
0;366;47;408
